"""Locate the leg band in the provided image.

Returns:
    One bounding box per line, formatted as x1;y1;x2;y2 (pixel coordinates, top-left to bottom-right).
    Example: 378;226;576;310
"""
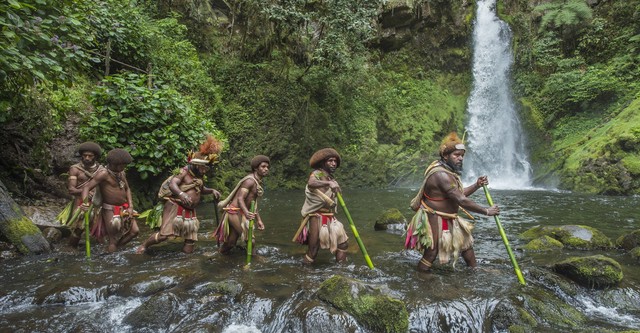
304;254;315;263
420;258;432;268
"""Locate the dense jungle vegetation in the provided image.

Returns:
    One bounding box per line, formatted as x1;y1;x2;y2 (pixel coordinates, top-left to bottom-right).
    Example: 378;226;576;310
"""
1;0;639;207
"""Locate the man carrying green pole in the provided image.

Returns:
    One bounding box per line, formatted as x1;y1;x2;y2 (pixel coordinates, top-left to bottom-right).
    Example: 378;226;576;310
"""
294;148;351;265
405;132;500;272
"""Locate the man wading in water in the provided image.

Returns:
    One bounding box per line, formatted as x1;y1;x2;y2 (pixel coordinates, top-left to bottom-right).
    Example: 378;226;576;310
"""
58;142;103;248
405;132;500;271
80;148;139;252
137;135;222;254
294;148;349;264
213;155;270;254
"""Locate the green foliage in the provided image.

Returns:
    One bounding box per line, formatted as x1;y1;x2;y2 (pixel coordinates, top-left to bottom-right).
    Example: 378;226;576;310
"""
534;0;593;34
538;61;619;123
0;0;98;92
81;73;223;179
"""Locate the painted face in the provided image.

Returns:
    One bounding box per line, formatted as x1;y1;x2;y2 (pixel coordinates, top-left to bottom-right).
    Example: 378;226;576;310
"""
444;149;465;173
81;152;96;166
256;162;269;177
324;157;338;174
191;164;209;177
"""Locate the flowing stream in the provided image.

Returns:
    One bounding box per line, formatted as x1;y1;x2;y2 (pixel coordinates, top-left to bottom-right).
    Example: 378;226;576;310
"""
464;0;532;189
1;189;640;332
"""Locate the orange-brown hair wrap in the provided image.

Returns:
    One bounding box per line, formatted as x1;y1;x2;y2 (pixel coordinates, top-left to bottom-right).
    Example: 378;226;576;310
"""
439;132;466;157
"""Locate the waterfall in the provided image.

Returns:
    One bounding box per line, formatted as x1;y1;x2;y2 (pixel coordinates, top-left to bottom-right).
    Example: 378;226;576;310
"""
464;0;532;189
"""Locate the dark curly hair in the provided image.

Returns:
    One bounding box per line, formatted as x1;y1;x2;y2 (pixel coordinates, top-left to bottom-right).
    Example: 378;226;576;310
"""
106;148;133;165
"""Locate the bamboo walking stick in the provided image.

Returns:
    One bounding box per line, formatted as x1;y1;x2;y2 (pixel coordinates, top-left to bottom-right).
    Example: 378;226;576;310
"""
336;192;374;269
84;206;91;259
246;201;256;265
482;185;525;285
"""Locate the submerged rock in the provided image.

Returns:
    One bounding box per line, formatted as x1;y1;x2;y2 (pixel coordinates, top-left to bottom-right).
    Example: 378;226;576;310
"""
553;255;623;289
523;235;564;252
374;208;406;231
316;275;408;333
519;225;613;249
616;229;640;251
123;292;181;330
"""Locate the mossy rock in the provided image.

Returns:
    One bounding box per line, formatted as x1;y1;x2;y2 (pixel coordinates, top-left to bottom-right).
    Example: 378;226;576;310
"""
519;225;612;249
316;275;408;333
374;208;406;230
523;235;564;252
630;247;640;263
616;230;640;251
553;255;623;289
521;289;586;330
489;298;538;332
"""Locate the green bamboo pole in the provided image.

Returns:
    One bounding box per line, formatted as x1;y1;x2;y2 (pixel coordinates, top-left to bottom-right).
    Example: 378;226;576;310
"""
246;201;256;265
84;205;92;259
482;185;525;285
336;192;374;269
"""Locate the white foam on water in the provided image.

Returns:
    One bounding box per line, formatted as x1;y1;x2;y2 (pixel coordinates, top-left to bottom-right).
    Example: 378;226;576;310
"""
222;323;263;333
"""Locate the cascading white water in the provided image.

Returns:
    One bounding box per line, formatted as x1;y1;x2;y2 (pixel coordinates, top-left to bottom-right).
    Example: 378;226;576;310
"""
464;0;532;189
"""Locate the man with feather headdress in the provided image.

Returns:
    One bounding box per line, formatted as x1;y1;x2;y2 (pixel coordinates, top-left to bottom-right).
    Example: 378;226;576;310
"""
405;132;500;271
136;135;223;254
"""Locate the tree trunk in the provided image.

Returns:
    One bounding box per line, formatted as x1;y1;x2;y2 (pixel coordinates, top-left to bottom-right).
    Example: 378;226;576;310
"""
0;180;51;254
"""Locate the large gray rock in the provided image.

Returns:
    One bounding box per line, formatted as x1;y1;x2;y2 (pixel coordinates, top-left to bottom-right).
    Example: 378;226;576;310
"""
616;230;640;251
520;225;612;250
316;275;408;333
0;180;51;254
553;255;623;289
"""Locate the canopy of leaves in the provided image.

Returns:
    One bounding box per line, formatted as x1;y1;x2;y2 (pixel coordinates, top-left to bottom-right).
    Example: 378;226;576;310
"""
81;73;223;180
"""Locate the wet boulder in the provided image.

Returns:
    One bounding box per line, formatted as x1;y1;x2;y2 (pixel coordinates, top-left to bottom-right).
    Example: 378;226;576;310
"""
0;180;51;254
42;227;63;243
374;208;406;231
490;286;587;332
616;229;640;251
316;275;408;333
630;247;640;263
523;235;564;252
519;225;613;250
553;255;623;289
196;279;243;302
123;292;181;330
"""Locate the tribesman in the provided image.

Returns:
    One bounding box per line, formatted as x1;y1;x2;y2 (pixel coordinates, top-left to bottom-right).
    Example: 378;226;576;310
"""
405;132;500;272
80;148;139;252
294;148;349;264
136;135;223;254
57;142;103;248
213;155;270;254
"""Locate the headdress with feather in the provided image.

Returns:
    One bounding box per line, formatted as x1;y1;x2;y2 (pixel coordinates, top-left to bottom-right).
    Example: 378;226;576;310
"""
188;135;223;165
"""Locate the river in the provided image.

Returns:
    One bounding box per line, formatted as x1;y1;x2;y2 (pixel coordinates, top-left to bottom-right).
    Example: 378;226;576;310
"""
1;188;639;332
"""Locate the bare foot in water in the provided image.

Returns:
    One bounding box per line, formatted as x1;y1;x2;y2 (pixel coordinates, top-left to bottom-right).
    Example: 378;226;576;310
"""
135;245;146;254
